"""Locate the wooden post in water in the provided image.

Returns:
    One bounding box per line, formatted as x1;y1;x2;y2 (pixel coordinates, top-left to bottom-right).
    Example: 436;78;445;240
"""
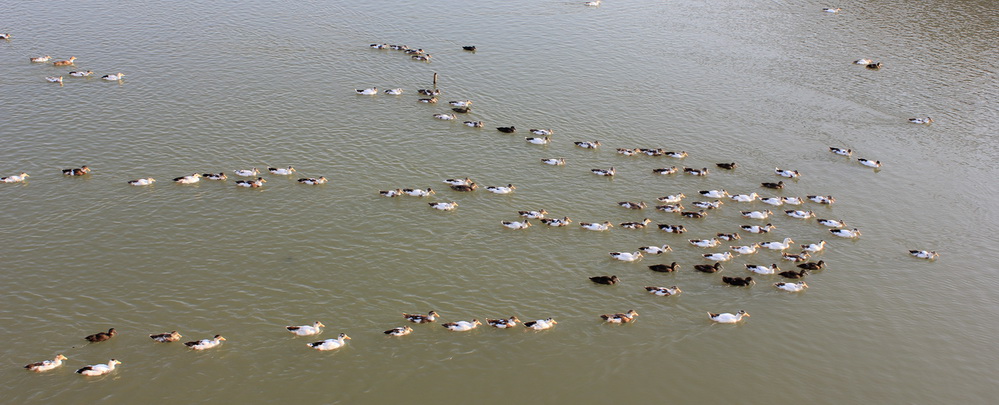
433;72;438;90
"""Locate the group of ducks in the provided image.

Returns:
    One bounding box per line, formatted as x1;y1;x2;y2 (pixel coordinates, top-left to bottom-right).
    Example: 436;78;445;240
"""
25;55;124;85
368;42;437;62
1;165;329;188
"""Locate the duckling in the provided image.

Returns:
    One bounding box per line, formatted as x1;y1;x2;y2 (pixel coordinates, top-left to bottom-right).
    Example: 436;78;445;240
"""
600;310;639;324
722;276;754;287
657;224;687;233
648;262;679;272
745;263;780;274
384;326;414;336
910;250;940;260
645;286;682;296
541;158;566;166
540;216;572;227
589;275;620;285
694;262;723;273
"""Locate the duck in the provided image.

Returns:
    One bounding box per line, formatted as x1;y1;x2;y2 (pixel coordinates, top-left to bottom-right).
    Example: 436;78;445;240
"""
657;224;687;233
286;321;325;336
501;220;532;230
775;281;808;292
717;232;740;241
722;276;755;287
574;141;601;149
637;148;662;156
761;181;785;189
797;260;826;270
617;148;639;156
822;7;841;13
689;238;720;248
830;228;861;238
590;167;615;176
496;126;516;133
1;172;30;183
235;177;266;188
85;328;117;342
384;326;414;336
908;117;933;124
402;188;435;197
760;237;794;250
69;70;95;77
801;240;828;252
52;56;76;66
46;76;64;84
781;252;811;262
298;177;328;185
411;54;432;62
524;318;557;330
443;177;473;186
680;210;707;218
185;335;226;350
600;310;639;324
699;189;728;198
716;162;737;170
785;210;815;219
355;87;378;95
648;262;679;272
584;1;601;6
379;189;403;197
486;184;516;194
817;219;845;228
657;193;686;203
741;223;776;233
403;311;440;323
617;201;648;210
530;129;554;136
101;73;125;81
307;333;350;350
486;317;520;329
760;196;785;206
30;55;52;63
76;359;121;376
619;219;651;229
702;252;734;261
25;354;68;372
450;183;477;192
731;193;759;202
418;89;441;96
580;221;613;231
526;136;551;145
640;245;672;255
418;97;438;103
857;158;882;168
433;113;457;120
653;166;678;175
462;45;477;51
779;269;809;279
127;177;155;186
692;200;724;209
609;251;644;262
369;43;388;49
830;147;853;156
541;158;566;166
444;100;473;108
808;195;835;204
683;167;709;176
775;167;801;178
405;48;424;55
694;262;723;273
645;286;682;296
745;263;780;274
203;172;227;180
518;209;548;219
268;166;296;175
741;210;773;219
173;173;201;184
442;319;481;332
589;275;620;285
731;244;760;255
866;62;883;70
384;88;403;95
654;203;683;212
149;331;183;343
783;196;805;205
389;45;409;51
910;250;940;260
708;310;749;324
463;121;484;128
665;151;688;159
451;106;471;113
234;168;260;177
429;201;459;211
540;217;572;227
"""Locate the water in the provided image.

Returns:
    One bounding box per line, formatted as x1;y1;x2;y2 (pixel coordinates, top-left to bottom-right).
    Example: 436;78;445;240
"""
2;0;997;403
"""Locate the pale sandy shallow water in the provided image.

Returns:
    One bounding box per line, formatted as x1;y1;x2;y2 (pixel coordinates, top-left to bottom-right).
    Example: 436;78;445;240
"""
1;0;997;403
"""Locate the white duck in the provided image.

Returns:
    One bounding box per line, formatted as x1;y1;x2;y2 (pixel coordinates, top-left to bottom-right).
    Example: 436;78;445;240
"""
708;310;749;323
702;252;734;261
775;167;801;178
858;158;882;168
501;220;532;229
590;167;615;176
519;210;548;219
173;173;201;184
127;177;155;186
1;172;29;183
731;244;760;255
830;228;861;238
692;200;724;209
464;121;484;128
101;73;125;81
609;251;644;262
645;286;682;296
774;282;808;292
822;7;841;13
639;245;672;255
807;195;835;204
184;335;225;350
658;193;686;203
817;219;846;228
234;168;260;177
783;196;805;205
25;354;68;372
443;177;473;186
442;319;481;332
584;1;601;6
665;151;688;159
46;76;63;84
526;136;551;145
384;326;414;336
731;193;759;202
580;221;613;231
541;158;566;165
699;189;728;198
433;113;457;120
298;177;328;185
384;88;403;95
69;70;95;77
760;237;794;250
486;184;516;194
745;264;780;274
269;166;296;175
286;321;325;336
830;147;853;156
30;55;52;63
429;201;459;211
741;224;776;233
76;359;121;376
801;241;827;252
530;129;553;136
307;333;350;350
540;217;572;227
355;87;377;95
449;100;472;107
760;196;785;206
785;210;815;219
689;238;720;248
910;250;939;259
574;141;600;149
741;210;773;219
403;188;435;197
524;318;557;330
908;117;933;124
